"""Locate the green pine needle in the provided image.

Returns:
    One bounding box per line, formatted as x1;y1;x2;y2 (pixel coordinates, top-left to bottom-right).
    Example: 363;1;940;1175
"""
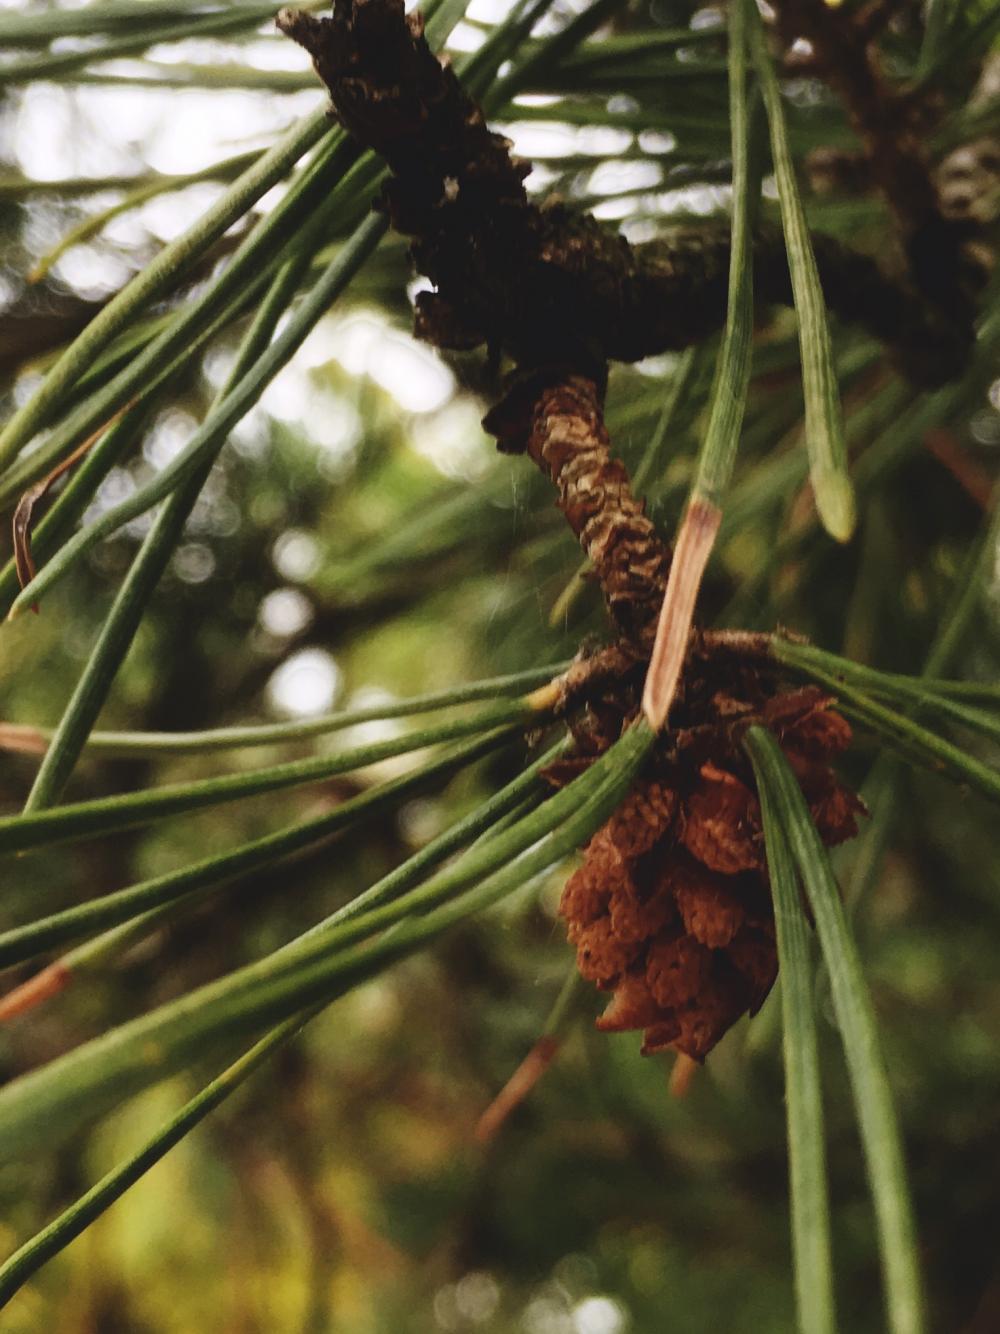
747;3;856;543
746;728;925;1334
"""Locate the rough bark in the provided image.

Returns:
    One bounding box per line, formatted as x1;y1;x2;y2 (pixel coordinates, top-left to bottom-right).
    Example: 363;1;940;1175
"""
484;370;670;644
279;0;973;385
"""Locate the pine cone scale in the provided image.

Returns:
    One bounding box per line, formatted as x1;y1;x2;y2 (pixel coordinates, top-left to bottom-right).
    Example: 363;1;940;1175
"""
553;683;862;1061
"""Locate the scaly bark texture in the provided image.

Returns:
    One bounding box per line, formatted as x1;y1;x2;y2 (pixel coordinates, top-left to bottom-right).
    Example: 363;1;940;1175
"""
278;0;973;385
485;370;670;644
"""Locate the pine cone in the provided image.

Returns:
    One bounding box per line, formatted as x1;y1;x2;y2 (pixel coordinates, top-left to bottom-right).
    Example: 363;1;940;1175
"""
553;680;863;1061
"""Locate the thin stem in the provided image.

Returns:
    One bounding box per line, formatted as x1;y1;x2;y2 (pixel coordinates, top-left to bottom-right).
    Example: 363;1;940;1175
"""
747;729;925;1334
747;727;835;1334
642;0;758;729
770;648;1000;807
0;723;654;1158
748;1;855;542
1;663;569;759
0;728;525;974
0;703;535;855
0;738;567;1305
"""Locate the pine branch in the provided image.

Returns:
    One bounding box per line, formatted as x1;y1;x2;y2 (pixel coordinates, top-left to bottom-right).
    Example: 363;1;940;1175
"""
279;0;975;385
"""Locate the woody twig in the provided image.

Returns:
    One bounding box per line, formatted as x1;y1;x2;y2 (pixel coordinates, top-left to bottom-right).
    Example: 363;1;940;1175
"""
279;0;977;389
276;0;882;1060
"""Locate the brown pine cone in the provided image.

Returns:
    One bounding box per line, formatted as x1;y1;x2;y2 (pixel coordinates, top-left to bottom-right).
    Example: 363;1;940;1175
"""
553;683;863;1062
